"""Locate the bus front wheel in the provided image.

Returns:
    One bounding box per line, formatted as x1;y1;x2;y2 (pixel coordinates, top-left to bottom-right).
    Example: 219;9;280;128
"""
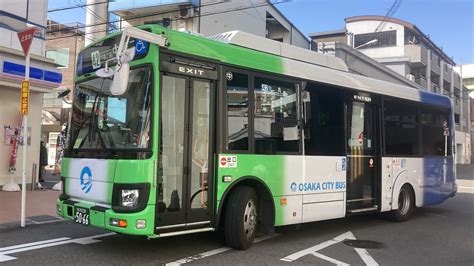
224;186;258;250
388;184;415;222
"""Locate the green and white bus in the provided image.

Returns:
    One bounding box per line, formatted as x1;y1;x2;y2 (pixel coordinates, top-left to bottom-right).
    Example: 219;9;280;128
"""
57;26;456;250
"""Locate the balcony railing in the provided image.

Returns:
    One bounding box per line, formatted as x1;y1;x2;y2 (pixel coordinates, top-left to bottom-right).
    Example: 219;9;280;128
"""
415;77;428;89
431;54;440;74
404;44;427;66
109;0;197;11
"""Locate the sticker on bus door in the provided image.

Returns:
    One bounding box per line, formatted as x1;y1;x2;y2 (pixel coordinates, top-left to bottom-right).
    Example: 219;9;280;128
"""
219;156;237;168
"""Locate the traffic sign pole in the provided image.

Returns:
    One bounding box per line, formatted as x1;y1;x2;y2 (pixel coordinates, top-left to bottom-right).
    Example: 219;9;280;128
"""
17;27;37;228
21;52;29;228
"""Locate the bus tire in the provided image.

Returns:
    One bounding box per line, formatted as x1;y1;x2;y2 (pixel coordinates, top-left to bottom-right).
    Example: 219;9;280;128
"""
388;184;415;222
224;186;258;250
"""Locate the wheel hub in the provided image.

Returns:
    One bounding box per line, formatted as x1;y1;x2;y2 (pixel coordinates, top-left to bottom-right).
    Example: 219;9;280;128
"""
243;199;257;237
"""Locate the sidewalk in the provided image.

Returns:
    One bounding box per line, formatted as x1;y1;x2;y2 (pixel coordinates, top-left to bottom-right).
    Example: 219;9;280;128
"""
457;163;474;180
0;189;61;225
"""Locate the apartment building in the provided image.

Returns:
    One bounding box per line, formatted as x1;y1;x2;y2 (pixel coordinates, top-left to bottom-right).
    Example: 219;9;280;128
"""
107;0;309;49
454;64;474;162
310;15;471;164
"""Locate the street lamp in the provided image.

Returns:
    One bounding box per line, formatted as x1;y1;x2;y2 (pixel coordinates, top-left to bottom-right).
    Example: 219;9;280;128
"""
354;39;378;49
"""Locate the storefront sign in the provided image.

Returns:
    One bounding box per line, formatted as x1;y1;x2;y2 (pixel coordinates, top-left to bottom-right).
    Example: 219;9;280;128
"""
21;80;29;115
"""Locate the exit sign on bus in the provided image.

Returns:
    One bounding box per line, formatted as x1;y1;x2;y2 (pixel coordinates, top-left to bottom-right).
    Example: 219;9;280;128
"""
17;27;38;56
21;80;29;115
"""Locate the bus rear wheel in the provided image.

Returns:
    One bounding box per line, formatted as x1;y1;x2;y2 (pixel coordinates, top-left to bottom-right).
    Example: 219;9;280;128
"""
224;186;258;250
388;184;415;222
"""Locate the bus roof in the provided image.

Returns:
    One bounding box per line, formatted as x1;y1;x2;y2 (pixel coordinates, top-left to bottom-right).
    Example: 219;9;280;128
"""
101;25;453;108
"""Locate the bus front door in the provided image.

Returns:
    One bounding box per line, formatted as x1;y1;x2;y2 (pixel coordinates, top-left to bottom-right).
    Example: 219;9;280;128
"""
345;96;379;212
156;74;214;233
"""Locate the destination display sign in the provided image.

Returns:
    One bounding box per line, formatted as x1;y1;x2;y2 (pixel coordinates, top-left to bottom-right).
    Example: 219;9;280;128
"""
76;29;151;76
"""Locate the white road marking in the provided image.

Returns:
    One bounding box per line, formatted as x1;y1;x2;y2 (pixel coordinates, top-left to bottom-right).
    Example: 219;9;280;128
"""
165;234;279;265
29;217;67;225
0;232;115;262
280;231;379;266
0;237;70;252
313;252;350;266
354;247;379;266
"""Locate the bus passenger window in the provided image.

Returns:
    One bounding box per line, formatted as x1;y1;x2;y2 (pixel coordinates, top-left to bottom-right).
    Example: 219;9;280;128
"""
384;100;420;156
226;72;249;151
304;83;344;156
253;77;299;154
421;108;451;156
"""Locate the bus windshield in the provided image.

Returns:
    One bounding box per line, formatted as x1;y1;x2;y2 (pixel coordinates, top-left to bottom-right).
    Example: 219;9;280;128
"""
69;66;153;159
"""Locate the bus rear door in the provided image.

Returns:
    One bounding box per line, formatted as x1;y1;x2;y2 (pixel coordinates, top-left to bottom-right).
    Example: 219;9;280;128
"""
345;93;381;212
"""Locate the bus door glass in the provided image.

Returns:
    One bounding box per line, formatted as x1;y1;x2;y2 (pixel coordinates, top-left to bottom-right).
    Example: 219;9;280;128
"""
157;56;217;231
346;94;377;211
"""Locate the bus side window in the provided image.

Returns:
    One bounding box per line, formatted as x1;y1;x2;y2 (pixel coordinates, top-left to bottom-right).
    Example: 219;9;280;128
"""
421;108;451;156
384;100;420;156
304;83;344;156
226;72;249;151
253;77;299;154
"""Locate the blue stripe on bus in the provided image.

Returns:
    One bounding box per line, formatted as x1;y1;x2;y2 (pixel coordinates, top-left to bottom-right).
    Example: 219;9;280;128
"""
418;90;451;107
422;157;456;206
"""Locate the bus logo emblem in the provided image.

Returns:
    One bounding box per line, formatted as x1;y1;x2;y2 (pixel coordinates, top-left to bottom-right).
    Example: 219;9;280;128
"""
290;182;297;192
80;166;93;193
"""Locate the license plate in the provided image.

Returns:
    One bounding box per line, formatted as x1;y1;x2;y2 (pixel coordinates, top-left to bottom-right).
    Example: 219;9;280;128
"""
74;207;90;226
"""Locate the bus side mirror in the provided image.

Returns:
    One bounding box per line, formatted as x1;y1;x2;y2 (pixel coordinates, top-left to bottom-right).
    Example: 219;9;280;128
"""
110;47;135;96
302;91;311;125
96;47;135;96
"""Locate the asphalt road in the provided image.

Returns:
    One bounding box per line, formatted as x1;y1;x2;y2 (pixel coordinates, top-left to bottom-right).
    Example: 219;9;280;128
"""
1;188;472;265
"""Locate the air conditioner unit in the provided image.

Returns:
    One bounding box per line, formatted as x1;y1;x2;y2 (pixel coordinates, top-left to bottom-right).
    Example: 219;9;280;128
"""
178;5;194;18
406;74;415;81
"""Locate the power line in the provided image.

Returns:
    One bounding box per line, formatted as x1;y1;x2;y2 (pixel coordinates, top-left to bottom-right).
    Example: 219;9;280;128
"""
76;0;107;25
374;0;402;32
47;0;289;41
48;0;109;13
48;0;226;34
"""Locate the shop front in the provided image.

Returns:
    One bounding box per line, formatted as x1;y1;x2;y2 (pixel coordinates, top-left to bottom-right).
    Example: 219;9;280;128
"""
0;46;61;189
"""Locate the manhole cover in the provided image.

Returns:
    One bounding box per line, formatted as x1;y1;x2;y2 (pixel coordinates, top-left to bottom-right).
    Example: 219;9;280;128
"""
343;240;386;249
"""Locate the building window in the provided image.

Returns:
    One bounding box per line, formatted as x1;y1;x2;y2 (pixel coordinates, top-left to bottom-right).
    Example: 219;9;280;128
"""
354;30;396;49
254;77;299;154
384;100;420;156
226;72;249;151
42;91;63;108
46;48;69;67
454;113;460;125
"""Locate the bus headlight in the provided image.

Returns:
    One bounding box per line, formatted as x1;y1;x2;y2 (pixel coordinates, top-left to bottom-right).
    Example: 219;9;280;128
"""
120;189;140;207
112;183;150;212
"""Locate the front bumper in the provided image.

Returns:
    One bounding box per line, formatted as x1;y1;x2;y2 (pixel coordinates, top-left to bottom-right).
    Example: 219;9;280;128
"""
57;199;155;236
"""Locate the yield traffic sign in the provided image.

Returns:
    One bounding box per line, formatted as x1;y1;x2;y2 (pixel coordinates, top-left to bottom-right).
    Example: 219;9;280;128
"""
17;27;38;56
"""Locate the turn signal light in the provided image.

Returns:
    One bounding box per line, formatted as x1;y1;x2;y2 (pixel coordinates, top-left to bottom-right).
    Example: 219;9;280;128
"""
110;218;128;228
118;220;127;228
